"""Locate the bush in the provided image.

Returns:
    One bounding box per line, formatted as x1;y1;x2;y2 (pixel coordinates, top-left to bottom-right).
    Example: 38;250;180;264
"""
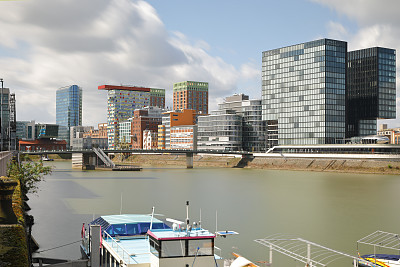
7;161;52;194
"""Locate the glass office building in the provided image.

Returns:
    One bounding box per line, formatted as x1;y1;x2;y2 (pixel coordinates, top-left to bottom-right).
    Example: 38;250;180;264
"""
262;38;347;145
347;47;396;137
218;94;266;152
56;85;82;147
197;110;243;151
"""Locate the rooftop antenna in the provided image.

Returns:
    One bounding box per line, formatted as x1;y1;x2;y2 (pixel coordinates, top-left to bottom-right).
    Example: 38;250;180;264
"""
199;208;202;229
215;210;218;233
150;206;155;230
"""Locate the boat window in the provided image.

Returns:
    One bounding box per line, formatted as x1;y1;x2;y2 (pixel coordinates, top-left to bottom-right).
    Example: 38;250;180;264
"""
126;224;139;235
160;240;186;258
188;239;213;256
152;223;166;230
138;223;151;234
112;224;126;235
150;238;160;257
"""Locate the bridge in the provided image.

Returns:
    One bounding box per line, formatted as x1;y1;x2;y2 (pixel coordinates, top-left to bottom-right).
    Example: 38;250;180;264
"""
20;149;253;169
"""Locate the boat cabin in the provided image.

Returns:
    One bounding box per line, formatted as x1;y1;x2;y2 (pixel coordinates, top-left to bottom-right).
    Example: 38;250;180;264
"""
148;225;223;266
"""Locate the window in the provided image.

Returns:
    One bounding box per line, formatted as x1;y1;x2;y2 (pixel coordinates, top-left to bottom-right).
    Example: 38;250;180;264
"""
188;239;213;256
161;240;186;257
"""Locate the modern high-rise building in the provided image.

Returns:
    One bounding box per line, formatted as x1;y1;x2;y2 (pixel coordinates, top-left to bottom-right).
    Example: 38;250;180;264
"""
150;88;166;108
197;94;265;152
0;80;15;151
173;81;208;114
98;85;165;149
56;85;82;148
197;110;243;151
16;120;35;140
219;94;266;152
262;39;347;145
346;47;396;138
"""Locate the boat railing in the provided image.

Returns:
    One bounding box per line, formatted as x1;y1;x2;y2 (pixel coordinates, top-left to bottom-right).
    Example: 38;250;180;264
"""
214;246;222;258
81;236;89;253
103;231;145;264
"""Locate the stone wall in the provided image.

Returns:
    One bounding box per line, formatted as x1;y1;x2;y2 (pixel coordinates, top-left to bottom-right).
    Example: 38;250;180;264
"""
248;158;400;174
0;177;28;267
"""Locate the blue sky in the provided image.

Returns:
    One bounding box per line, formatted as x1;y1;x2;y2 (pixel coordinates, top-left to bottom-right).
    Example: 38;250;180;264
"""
0;0;399;127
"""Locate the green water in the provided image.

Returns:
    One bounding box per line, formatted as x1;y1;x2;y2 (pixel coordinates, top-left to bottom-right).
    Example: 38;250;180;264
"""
29;161;400;266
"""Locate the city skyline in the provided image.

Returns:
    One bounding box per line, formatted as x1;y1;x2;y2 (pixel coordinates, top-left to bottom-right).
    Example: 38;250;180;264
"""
0;0;399;127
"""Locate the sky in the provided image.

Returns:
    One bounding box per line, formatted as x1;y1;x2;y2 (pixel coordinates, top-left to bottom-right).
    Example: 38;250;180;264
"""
0;0;400;127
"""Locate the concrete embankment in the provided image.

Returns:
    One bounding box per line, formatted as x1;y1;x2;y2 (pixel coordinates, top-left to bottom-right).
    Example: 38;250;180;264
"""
247;157;400;174
115;154;400;174
114;154;241;168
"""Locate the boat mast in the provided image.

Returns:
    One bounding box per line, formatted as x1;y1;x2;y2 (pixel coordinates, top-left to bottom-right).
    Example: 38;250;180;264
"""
186;201;190;231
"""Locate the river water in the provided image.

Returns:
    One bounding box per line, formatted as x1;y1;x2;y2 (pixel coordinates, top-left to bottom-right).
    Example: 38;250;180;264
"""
28;161;400;266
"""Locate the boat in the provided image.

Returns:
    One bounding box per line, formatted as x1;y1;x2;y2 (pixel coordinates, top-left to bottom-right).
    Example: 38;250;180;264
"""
358;254;400;267
357;230;400;267
41;156;54;161
80;202;258;267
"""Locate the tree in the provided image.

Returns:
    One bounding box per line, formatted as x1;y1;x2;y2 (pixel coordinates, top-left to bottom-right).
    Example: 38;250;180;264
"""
7;160;52;194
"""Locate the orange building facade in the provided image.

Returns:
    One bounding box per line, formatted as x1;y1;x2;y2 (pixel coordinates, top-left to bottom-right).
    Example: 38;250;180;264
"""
173;81;208;114
158;109;197;149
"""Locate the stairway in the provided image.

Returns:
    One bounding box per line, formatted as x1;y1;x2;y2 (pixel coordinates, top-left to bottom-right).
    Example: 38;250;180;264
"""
93;147;115;168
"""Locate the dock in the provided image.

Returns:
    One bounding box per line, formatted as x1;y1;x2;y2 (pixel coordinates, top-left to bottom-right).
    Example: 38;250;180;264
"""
112;165;142;171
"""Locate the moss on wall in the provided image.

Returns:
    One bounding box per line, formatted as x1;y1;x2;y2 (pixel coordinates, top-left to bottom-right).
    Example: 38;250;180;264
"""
0;177;28;266
0;225;29;267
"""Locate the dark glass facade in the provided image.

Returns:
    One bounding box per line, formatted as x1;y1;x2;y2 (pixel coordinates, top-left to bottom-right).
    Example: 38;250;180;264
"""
346;47;396;137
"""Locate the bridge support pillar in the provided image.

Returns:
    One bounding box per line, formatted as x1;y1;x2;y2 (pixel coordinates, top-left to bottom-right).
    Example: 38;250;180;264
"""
72;153;96;170
186;152;193;169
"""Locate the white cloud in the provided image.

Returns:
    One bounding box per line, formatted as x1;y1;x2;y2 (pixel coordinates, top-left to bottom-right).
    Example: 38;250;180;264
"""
0;0;258;126
311;0;400;27
314;0;400;128
327;21;350;41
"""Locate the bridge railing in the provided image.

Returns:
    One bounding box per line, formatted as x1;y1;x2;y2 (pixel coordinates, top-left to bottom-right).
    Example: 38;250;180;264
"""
0;151;13;177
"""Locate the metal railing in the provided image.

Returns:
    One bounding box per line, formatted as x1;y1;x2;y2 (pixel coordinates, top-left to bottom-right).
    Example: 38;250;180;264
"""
0;151;13;177
214;246;222;258
103;232;149;264
93;147;115;168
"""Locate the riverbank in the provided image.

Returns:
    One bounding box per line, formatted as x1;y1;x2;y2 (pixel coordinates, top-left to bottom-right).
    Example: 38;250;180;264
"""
113;153;241;168
247;157;400;174
113;154;400;174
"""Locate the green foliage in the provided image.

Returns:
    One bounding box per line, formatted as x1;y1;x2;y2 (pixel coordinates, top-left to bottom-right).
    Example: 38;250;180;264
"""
0;225;29;266
7;161;52;194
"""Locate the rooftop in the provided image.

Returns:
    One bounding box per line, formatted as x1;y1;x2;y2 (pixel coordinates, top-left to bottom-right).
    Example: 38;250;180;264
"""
148;228;215;240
